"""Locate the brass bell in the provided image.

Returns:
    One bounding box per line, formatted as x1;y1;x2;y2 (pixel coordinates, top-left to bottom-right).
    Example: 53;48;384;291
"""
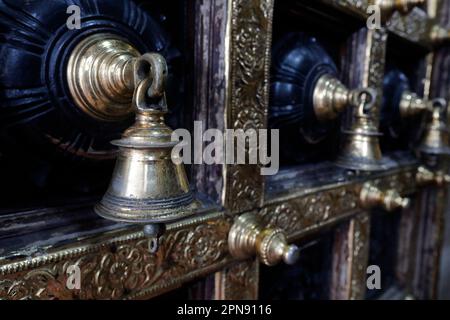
310;71;385;171
335;89;389;171
418;98;450;156
95;53;199;224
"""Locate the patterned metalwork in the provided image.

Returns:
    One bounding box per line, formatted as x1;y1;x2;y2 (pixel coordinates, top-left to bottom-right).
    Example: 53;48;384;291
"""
223;0;274;213
0;214;231;300
216;260;259;300
1;0;448;301
0;165;419;300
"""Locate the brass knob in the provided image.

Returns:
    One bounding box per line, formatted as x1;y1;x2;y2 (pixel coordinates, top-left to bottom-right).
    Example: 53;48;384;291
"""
228;213;300;266
399;91;431;117
359;182;410;212
416;166;450;187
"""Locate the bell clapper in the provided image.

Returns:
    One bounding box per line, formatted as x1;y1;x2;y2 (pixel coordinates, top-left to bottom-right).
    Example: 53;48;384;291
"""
143;224;165;253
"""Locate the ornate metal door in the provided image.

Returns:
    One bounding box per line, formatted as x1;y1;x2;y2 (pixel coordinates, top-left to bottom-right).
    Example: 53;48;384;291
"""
1;0;450;300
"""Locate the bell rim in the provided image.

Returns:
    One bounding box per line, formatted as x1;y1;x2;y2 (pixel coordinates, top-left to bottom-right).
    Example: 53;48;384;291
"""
334;156;394;172
94;197;201;224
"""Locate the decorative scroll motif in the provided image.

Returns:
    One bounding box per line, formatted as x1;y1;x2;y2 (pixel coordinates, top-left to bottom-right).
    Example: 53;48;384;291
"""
260;168;417;239
224;0;274;213
218;260;259;300
0;219;230;300
388;9;429;44
259;186;360;237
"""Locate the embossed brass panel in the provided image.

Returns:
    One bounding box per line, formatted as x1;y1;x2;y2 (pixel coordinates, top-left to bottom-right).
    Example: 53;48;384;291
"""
1;0;450;302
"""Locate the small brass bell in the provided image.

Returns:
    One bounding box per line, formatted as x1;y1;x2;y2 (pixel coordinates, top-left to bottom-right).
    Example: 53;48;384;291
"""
335;89;388;171
95;53;199;224
418;98;450;156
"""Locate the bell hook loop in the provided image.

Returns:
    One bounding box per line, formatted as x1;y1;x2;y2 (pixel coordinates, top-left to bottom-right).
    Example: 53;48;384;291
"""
133;53;168;97
350;88;377;115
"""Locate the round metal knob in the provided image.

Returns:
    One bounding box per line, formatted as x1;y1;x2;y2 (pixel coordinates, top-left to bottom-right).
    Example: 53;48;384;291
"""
360;182;410;212
416;166;450;187
228;213;299;266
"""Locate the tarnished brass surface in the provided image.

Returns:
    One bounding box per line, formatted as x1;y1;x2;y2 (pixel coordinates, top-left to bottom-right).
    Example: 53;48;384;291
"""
96;53;199;224
416;166;450;187
216;260;259;300
359;182;410;211
67;33;140;121
228;212;299;266
0;211;231;300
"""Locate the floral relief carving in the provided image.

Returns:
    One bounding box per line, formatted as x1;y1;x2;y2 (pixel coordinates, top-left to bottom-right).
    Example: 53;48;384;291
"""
0;219;230;300
259;186;361;235
225;0;274;213
220;260;259;299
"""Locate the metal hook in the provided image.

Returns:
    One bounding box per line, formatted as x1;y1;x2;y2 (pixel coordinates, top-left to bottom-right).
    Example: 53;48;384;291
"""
132;57;168;113
350;88;377;116
133;53;168;98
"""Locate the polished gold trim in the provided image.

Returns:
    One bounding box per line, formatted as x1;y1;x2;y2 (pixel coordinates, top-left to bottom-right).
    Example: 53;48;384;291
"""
223;0;274;213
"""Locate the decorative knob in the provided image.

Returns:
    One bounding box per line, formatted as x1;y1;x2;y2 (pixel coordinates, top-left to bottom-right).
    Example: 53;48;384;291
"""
382;69;431;122
416;166;450;187
360;182;410;212
228;213;300;266
399;91;431;117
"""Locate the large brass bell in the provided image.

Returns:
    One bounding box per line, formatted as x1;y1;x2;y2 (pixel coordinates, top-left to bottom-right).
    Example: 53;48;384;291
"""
95;53;199;225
